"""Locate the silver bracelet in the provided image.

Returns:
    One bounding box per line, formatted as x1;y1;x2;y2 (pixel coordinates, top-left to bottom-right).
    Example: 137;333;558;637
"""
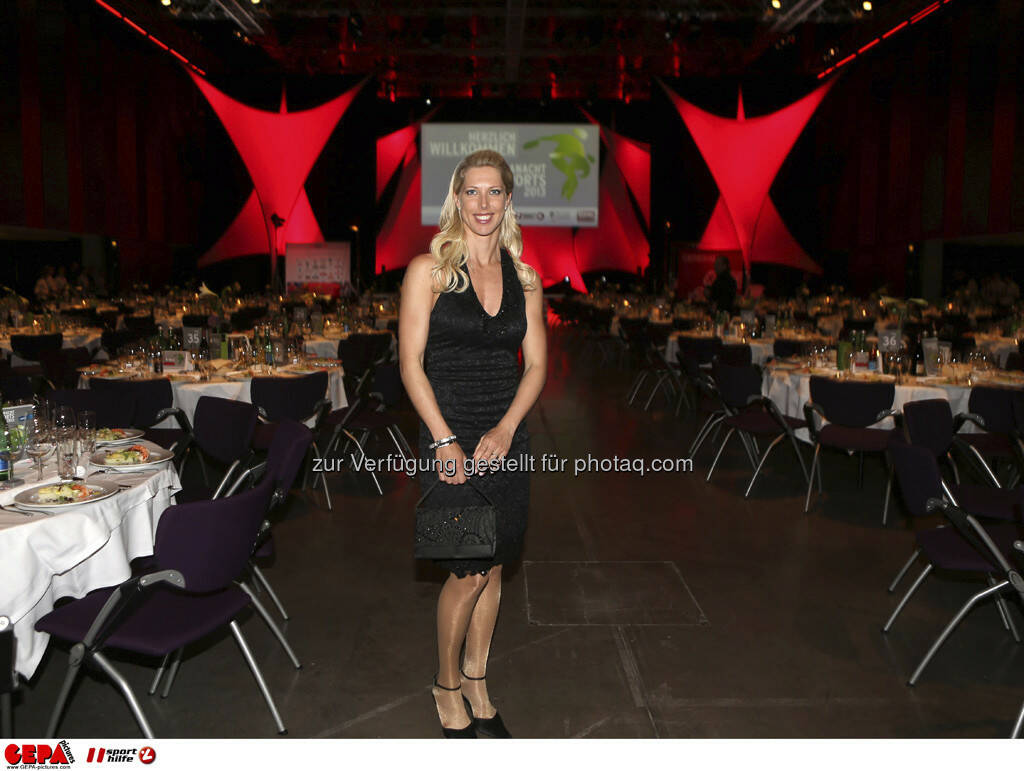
429;434;457;450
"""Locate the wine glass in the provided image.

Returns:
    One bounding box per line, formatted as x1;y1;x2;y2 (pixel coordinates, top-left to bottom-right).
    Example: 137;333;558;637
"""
53;405;76;435
78;410;97;484
25;418;54;481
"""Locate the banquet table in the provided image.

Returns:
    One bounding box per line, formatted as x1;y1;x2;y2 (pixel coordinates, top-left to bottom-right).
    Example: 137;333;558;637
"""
973;334;1019;368
83;362;348;426
761;366;1018;442
1;328;104;364
0;459;181;678
303;330;395;360
665;333;777;367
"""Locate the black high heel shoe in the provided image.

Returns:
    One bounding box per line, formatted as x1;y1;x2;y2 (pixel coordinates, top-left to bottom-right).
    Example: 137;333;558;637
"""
432;677;476;738
460;669;512;738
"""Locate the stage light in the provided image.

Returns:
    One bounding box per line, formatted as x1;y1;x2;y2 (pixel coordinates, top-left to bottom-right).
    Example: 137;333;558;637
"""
425;97;431;105
771;0;782;9
161;0;171;6
250;0;260;5
862;1;872;10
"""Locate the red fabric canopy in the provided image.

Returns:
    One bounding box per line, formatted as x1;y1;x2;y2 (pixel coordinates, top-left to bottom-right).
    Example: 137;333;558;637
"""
189;74;364;271
663;81;831;274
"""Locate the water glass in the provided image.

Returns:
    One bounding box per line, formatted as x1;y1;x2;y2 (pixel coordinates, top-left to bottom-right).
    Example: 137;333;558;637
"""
57;429;77;481
78;411;97;482
25;419;54;482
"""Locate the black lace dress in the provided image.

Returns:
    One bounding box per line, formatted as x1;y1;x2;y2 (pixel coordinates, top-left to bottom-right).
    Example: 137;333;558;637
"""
418;251;531;577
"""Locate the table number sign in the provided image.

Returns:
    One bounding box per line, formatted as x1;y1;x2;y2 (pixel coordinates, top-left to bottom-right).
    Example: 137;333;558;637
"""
182;326;203;351
878;329;901;353
765;314;777;337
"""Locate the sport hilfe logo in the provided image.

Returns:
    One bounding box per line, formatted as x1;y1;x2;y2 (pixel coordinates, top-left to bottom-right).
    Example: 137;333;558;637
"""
84;747;155;765
4;742;75;766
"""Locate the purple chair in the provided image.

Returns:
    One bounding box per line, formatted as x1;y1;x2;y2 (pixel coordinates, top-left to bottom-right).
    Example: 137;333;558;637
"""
226;421;314;626
250;372;331;509
39;346;92;391
176;395;257;503
956;386;1024;485
35;477;286;738
885;440;1024;686
706;362;809;497
903;398;999;488
9;333;62;375
803;376;897;516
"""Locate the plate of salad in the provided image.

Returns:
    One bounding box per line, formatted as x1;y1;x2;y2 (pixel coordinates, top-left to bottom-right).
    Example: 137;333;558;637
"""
95;428;145;446
90;443;173;470
14;479;120;510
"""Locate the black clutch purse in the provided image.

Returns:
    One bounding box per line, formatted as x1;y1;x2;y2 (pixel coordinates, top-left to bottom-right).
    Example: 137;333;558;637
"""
414;479;497;560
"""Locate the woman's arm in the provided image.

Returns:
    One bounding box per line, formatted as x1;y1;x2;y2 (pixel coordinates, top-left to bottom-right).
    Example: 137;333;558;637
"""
472;282;547;468
399;254;467;483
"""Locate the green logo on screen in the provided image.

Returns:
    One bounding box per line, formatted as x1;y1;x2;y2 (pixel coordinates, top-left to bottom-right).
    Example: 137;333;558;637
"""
523;128;596;201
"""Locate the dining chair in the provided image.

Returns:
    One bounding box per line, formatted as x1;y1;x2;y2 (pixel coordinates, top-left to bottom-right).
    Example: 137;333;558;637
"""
718;343;752;367
88;378;192;458
336;333;392;389
772;338;812;359
0;360;35;403
49;388;135;429
250;371;332;509
884;440;1024;686
39;346;92;392
1013;540;1024;739
230;306;268;332
9;333;63;377
175;395;257;502
122;314;157;339
0;615;14;738
705;361;809;497
35;477;287;738
903;398;999;488
803;376;897;517
956;386;1024;486
326;362;415;496
10;333;63;363
154;421;313;686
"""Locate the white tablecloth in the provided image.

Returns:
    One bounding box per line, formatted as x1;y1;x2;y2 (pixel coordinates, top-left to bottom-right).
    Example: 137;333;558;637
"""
763;368;975;442
974;335;1018;368
2;328;104;365
0;461;181;678
168;367;347;425
665;333;774;367
303;331;395;361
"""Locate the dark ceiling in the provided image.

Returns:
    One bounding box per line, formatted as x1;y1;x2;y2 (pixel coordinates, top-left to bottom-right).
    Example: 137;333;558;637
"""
128;0;927;100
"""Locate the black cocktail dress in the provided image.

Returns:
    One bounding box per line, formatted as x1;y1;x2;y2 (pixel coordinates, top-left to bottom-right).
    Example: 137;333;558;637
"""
418;250;530;577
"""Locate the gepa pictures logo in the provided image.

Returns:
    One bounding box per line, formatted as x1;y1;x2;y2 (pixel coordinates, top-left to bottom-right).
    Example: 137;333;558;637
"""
4;741;75;766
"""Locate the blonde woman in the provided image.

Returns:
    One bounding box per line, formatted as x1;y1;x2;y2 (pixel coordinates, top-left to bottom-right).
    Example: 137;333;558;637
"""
399;149;546;738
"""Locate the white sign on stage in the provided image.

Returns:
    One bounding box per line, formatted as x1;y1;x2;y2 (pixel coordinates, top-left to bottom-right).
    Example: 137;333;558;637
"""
285;242;351;289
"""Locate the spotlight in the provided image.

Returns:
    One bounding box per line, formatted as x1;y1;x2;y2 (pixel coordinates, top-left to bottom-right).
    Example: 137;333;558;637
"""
250;0;260;5
425;97;432;106
161;0;171;6
771;0;781;8
862;1;872;9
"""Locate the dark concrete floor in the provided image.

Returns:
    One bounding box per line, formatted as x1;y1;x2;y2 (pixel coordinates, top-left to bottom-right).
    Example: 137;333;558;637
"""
8;326;1024;738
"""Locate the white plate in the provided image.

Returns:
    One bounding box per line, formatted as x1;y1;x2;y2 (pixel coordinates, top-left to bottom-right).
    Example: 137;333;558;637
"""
14;479;121;510
90;444;174;470
95;428;145;446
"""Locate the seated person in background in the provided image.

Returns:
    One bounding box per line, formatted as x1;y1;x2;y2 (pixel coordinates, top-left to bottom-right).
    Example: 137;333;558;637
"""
705;255;737;316
34;265;55;301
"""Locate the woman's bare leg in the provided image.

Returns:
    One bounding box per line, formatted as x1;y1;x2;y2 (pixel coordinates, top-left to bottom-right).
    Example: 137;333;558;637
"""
461;565;502;718
433;571;489;729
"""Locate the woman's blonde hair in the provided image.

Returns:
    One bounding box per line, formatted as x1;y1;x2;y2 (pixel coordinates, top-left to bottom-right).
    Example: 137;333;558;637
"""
429;149;538;293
